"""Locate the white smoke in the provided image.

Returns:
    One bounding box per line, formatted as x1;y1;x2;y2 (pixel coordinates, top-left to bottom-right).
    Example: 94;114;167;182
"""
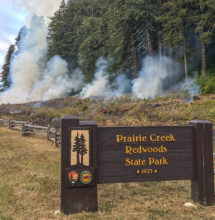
81;56;182;100
132;56;177;99
11;0;62;21
0;0;202;104
80;58;131;99
176;78;200;97
30;56;84;101
0;16;47;103
114;74;131;97
80;59;110;98
0;15;84;104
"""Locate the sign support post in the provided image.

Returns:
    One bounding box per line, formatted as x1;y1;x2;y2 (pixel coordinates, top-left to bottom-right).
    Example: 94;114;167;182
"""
61;116;98;214
190;120;214;205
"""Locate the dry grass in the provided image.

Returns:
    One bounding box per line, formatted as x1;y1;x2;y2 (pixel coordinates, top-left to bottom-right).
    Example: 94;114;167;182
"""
0;127;60;220
2;94;215;127
0;127;215;220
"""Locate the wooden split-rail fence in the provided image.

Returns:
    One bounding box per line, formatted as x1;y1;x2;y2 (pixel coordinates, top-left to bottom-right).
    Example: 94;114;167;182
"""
0;118;61;147
0;118;215;173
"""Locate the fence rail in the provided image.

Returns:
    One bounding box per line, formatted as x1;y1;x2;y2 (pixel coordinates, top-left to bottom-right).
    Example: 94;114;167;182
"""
0;118;215;173
0;119;61;147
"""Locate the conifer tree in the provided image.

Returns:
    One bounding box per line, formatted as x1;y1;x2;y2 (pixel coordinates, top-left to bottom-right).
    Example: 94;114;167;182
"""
195;0;215;75
0;26;27;92
0;44;15;91
46;0;215;86
78;0;108;81
47;0;67;59
160;0;196;80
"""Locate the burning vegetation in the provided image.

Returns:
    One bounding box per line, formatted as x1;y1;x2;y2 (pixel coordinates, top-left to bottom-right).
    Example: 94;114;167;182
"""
0;0;214;104
0;93;215;129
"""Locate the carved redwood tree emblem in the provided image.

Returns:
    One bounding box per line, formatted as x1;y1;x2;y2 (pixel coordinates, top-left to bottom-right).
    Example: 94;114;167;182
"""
71;130;89;166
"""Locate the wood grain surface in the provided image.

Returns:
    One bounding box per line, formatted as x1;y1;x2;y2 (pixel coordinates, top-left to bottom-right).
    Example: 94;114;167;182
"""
97;126;195;183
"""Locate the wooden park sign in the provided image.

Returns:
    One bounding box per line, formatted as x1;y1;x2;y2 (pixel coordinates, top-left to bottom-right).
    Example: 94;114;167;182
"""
61;116;214;214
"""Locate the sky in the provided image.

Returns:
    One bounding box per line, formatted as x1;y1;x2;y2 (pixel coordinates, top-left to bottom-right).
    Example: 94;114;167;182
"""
0;1;28;69
0;0;61;70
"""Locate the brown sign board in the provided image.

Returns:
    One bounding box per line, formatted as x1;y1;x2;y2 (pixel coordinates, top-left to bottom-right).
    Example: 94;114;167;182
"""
61;116;214;214
97;126;195;184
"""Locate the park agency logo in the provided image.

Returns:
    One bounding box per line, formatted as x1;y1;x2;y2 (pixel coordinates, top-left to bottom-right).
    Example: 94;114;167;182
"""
80;170;92;185
68;171;79;185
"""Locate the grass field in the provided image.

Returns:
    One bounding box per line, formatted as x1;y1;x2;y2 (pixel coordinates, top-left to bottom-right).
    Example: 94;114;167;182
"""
0;127;215;220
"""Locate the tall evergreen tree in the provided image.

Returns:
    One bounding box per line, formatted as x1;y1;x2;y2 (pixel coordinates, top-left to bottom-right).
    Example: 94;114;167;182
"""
160;0;196;80
0;26;27;92
47;0;67;60
46;0;215;87
195;0;215;75
78;0;108;81
0;44;15;91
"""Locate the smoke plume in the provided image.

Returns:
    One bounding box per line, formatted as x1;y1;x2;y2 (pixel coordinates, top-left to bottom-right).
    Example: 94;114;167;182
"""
80;56;186;100
11;0;61;20
0;0;203;104
176;78;201;98
0;15;84;104
30;56;84;101
80;58;131;99
0;15;200;103
132;56;180;99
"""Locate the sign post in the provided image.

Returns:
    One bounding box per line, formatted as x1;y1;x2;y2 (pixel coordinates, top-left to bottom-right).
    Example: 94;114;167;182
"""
61;116;214;214
190;120;214;205
61;116;98;214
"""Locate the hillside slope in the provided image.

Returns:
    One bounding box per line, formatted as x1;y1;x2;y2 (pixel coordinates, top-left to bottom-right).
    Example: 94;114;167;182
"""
1;94;215;127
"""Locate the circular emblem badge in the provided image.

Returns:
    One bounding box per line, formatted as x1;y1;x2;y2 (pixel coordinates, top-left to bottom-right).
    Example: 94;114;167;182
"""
68;171;79;185
80;170;92;185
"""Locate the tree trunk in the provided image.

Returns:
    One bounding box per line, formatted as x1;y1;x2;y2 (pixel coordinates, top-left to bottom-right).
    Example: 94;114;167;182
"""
201;36;206;76
182;31;188;80
163;44;166;56
158;33;162;62
158;33;162;77
146;25;153;57
131;34;138;77
169;47;174;92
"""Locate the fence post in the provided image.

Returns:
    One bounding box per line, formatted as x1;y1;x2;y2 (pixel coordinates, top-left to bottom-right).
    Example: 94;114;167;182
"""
57;130;61;147
29;125;33;134
9;120;15;128
54;129;58;147
190;120;214;205
61;116;98;214
22;124;26;136
47;125;50;141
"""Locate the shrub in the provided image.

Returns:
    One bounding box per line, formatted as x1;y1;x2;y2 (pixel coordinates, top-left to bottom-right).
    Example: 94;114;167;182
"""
82;105;88;111
197;74;215;94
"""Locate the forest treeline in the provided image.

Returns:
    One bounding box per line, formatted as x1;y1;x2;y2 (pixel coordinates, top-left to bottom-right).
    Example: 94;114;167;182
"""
1;0;215;93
